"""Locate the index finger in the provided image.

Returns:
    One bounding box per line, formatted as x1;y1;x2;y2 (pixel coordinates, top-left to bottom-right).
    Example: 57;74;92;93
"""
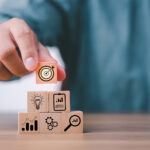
8;18;38;71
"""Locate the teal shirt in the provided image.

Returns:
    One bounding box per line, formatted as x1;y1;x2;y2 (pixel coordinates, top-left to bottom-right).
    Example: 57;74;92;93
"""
0;0;150;112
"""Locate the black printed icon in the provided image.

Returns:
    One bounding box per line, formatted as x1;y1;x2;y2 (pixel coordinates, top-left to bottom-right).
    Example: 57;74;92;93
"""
45;117;58;130
38;65;54;82
53;93;66;111
31;94;44;110
22;117;38;132
64;115;81;132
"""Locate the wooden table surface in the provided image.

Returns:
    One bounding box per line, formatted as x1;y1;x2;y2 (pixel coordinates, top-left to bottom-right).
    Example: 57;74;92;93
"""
0;113;150;150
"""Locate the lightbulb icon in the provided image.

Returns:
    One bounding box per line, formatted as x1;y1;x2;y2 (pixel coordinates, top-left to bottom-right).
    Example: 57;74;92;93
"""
31;94;44;110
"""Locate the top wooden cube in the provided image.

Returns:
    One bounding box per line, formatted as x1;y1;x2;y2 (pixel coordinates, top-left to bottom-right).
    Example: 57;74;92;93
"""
36;62;57;84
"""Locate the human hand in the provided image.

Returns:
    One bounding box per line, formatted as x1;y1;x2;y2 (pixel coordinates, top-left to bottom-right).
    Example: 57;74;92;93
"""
0;18;66;81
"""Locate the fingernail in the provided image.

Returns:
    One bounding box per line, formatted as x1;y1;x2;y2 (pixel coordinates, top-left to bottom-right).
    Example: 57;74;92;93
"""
25;57;37;71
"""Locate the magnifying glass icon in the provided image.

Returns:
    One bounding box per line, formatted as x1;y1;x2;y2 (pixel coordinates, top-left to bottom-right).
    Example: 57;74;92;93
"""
64;115;81;132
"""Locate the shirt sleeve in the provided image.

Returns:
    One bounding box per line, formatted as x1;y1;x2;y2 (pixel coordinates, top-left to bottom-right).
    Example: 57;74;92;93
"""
0;0;66;46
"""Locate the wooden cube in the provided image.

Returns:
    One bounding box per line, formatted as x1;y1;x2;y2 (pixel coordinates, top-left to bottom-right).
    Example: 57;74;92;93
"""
40;111;83;134
36;62;57;84
40;113;62;133
49;91;70;112
27;91;48;113
18;112;40;134
62;111;83;134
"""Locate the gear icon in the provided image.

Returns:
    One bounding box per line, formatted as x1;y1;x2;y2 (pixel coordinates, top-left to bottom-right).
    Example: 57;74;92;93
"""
53;121;58;127
47;124;53;130
45;117;53;124
45;116;58;131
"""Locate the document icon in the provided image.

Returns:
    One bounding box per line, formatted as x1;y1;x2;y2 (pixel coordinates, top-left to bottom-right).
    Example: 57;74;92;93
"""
53;93;66;111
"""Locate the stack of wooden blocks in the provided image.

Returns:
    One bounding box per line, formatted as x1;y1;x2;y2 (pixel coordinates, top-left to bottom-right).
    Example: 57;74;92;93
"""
18;62;83;134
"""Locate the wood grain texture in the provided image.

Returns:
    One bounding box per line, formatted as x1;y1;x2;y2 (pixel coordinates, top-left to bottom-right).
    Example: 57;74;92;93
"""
18;112;40;134
27;91;48;113
49;91;70;112
40;111;83;134
62;111;83;134
1;113;150;150
40;112;62;133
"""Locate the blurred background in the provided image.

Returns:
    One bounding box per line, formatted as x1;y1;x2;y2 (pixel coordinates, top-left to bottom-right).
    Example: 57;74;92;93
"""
0;0;150;113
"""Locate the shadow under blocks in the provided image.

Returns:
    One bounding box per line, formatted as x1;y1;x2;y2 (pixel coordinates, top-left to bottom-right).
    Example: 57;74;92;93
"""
18;62;83;134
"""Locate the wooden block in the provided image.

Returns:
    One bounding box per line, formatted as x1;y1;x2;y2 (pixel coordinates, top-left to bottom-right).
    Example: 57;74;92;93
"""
27;91;48;113
18;112;40;134
40;113;62;133
36;62;57;84
62;111;83;134
40;111;83;134
48;91;70;112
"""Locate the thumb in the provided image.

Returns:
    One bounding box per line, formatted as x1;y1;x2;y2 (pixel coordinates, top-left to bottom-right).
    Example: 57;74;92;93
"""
38;43;66;81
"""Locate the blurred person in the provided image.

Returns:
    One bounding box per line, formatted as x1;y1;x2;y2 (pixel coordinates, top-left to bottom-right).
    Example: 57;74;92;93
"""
0;0;149;112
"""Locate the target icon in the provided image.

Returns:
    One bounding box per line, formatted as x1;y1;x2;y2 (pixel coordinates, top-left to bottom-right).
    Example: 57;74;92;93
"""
38;66;55;82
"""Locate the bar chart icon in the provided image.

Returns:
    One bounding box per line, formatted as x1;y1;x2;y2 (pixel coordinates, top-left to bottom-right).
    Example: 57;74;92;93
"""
22;117;38;132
